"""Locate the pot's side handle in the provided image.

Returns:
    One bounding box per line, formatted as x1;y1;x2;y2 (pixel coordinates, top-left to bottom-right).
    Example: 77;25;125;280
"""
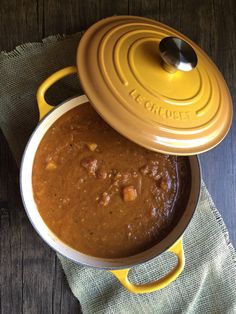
110;238;185;294
36;66;77;120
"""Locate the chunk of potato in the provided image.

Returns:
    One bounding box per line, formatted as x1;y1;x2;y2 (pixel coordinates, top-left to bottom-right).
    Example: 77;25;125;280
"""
46;161;57;170
87;143;98;151
122;186;137;202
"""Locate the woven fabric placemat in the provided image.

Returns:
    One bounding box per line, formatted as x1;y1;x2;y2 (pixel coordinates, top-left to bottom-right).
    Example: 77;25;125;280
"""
1;33;236;314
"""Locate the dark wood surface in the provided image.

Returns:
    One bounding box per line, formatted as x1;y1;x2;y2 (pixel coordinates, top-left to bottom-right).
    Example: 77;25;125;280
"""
0;1;235;313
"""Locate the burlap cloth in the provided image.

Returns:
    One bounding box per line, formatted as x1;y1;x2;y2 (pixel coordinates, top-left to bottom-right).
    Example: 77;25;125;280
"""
1;32;236;314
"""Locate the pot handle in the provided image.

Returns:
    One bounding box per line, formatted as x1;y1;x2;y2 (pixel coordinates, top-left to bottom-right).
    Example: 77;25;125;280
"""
36;66;77;120
110;238;185;294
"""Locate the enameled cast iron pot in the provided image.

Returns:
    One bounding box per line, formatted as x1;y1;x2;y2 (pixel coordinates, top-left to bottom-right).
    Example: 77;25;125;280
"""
20;15;232;294
20;66;201;294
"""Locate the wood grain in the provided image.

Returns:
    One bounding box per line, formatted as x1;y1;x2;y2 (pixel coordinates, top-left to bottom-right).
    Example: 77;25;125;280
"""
0;1;235;313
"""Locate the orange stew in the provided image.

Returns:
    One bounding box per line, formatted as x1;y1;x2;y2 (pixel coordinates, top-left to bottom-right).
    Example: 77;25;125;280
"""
32;103;191;258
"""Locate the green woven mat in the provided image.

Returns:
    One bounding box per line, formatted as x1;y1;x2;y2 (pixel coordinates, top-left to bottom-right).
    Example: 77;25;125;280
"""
1;32;236;314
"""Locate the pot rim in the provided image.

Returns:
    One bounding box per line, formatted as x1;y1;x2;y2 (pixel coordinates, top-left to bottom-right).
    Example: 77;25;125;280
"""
20;95;201;270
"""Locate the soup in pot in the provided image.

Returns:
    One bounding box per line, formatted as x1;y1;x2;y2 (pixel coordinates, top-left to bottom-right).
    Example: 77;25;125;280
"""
32;103;191;258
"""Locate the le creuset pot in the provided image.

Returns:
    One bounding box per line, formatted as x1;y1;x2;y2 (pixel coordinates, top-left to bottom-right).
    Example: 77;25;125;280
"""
20;86;201;294
20;15;232;294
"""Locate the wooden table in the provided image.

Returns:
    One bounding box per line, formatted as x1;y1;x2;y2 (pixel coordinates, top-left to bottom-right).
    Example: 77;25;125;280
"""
0;1;235;313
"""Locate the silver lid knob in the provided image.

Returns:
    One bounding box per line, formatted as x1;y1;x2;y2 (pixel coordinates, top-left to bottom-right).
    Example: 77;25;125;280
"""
159;37;198;73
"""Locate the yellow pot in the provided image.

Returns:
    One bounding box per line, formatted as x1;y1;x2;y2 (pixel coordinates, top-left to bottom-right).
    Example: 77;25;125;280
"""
20;66;200;294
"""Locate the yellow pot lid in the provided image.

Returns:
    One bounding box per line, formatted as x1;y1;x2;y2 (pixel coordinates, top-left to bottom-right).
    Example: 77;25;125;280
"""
77;16;233;155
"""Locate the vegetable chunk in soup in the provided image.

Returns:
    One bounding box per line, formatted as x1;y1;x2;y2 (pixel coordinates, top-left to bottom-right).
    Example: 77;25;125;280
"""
32;103;191;258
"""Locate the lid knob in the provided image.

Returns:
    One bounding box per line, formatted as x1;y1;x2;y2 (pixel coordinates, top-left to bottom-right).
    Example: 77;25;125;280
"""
159;37;198;73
